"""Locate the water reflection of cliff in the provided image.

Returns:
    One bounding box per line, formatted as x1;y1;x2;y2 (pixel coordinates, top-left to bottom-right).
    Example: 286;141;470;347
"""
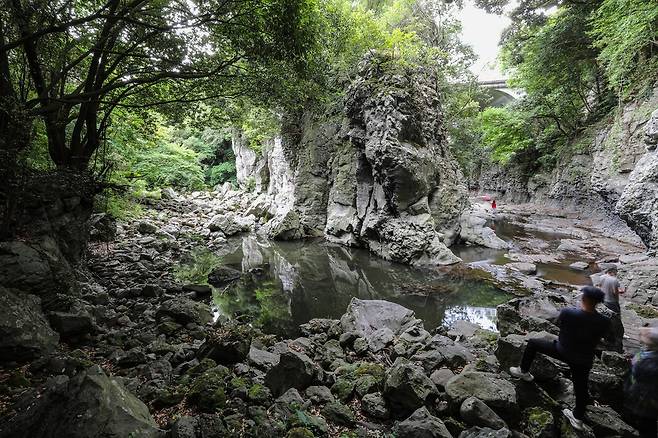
215;235;509;337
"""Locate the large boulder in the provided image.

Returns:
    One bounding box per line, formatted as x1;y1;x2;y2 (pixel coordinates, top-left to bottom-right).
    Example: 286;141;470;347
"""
445;372;517;422
0;366;161;438
384;360;438;418
459;204;509;250
393;407;453;438
584;405;638;438
263;209;304;240
0;288;59;362
459;397;506;430
616;148;658;254
340;298;422;342
495;332;561;381
0;240;72;294
206;213;252;236
156;298;212;326
265;349;318;397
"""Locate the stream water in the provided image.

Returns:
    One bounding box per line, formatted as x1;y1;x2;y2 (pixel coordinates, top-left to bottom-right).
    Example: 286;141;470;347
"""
187;236;509;337
178;216;598;338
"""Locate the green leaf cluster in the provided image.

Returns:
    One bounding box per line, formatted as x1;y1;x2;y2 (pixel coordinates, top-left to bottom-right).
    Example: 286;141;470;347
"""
478;107;533;164
590;0;658;93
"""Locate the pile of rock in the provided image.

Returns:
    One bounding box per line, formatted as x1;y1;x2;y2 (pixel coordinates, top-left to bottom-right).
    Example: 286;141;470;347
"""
1;293;643;438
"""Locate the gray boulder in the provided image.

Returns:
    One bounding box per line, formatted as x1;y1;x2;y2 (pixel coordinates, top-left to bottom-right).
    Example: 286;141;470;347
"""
0;288;59;362
0;366;161;438
248;346;280;370
495;332;561;381
569;261;589;271
0;240;70;294
585;405;638;438
156;298;212;326
305;385;334;404
265;349;318;397
460;397;506;430
384;360;438;418
361;392;389;419
459;204;509;250
393;407;453;438
206;213;251;236
445;372;517;422
340;298;422;339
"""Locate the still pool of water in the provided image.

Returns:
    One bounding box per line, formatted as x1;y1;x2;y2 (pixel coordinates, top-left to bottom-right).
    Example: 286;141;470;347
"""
183;236;512;338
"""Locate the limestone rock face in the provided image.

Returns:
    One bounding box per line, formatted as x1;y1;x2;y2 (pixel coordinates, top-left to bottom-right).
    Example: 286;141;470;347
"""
233;130;269;192
326;56;467;265
0;366;161;438
616;148;658;253
233;54;468;265
459;204;509;249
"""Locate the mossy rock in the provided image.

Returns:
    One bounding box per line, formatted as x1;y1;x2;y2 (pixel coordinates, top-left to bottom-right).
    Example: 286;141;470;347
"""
228;376;247;391
523;407;554;438
287;427;315;438
354;375;380;397
628;303;658;318
321;401;355;427
152;387;185;408
331;378;355;402
187;367;229;412
248;383;272;405
288;410;328;435
354;362;385;380
186;358;217;376
7;371;30;387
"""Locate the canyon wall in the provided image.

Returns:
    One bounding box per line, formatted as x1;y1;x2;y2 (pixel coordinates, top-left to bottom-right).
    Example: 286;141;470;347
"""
232;55;469;265
476;87;658;252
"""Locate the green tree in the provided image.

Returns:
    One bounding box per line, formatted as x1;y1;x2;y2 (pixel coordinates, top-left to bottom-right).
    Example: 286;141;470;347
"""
590;0;658;93
0;0;322;169
478;107;533;164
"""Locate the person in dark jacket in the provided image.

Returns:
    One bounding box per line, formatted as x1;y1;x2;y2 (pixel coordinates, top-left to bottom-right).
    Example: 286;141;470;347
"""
626;327;658;438
509;286;610;431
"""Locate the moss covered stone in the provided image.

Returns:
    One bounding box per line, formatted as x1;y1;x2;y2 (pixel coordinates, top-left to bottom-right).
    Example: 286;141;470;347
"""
331;378;355;402
321;401;355;426
187;366;229;412
523;407;554;438
286;427;315;438
248;383;272;405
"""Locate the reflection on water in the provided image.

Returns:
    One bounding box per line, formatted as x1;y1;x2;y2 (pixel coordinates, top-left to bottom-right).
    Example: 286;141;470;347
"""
199;236;510;338
452;218;594;286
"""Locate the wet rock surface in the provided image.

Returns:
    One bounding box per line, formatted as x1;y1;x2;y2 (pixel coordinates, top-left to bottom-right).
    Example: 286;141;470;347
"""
1;167;657;438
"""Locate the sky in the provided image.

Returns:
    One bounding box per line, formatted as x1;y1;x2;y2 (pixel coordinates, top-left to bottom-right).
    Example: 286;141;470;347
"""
457;0;512;81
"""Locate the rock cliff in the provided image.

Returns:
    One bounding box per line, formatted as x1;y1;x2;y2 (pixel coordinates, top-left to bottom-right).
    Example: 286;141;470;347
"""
476;87;658;252
233;55;469;265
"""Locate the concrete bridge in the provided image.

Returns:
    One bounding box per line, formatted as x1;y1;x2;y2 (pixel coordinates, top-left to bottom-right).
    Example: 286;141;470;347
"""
478;79;523;107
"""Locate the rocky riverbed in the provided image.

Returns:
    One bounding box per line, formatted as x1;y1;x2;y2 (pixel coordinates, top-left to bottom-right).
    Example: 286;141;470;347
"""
1;188;658;438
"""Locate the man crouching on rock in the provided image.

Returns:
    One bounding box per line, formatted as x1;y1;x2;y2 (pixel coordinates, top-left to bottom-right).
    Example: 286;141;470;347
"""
509;286;610;431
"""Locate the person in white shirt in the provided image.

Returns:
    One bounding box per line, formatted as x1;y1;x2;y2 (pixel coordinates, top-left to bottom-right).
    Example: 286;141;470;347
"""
598;267;625;352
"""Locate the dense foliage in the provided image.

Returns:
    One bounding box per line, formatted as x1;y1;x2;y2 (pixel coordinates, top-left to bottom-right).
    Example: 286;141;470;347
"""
457;0;658;177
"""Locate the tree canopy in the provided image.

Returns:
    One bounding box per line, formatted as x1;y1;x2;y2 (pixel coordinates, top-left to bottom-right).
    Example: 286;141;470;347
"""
0;0;321;168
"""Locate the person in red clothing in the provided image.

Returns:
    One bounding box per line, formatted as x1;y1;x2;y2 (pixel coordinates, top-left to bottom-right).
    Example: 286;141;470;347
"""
491;199;497;210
